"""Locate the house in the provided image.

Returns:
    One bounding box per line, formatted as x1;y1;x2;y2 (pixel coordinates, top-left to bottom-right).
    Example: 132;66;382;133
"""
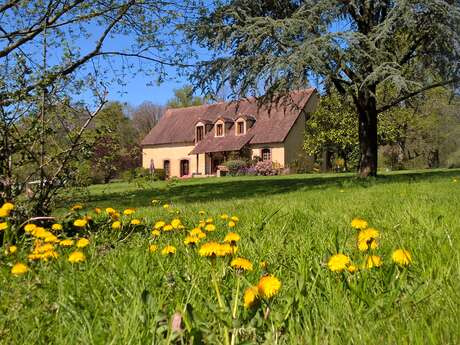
141;88;319;177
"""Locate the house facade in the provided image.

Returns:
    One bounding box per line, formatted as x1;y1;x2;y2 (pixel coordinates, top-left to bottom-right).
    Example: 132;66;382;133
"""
141;88;319;177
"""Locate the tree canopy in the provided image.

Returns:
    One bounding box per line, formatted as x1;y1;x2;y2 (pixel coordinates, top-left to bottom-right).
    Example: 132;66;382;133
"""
186;0;460;176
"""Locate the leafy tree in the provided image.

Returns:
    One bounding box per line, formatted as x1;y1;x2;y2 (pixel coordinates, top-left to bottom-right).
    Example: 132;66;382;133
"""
186;0;460;176
166;85;207;108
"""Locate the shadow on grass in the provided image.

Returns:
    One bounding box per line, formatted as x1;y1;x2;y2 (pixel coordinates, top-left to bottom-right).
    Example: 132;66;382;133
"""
65;169;460;207
69;169;460;209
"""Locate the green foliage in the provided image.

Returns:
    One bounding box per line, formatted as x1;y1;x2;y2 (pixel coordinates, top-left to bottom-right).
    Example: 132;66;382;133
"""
166;85;207;109
222;160;247;175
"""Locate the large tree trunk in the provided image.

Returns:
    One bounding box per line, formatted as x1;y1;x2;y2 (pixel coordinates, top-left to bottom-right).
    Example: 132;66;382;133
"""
357;87;378;177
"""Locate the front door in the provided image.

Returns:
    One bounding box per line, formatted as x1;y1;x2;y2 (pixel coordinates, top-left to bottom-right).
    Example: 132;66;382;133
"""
180;160;189;177
211;152;225;174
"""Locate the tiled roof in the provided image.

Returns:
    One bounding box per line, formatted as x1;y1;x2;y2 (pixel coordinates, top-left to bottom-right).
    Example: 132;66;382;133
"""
141;88;316;147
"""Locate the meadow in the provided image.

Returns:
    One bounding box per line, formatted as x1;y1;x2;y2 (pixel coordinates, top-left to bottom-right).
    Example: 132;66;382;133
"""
1;169;460;345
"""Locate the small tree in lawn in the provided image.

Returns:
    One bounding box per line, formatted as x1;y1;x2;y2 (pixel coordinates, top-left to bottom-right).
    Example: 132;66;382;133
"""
186;0;460;176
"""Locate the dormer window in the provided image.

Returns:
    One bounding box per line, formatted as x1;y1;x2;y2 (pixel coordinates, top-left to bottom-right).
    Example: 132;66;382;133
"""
236;121;245;135
216;123;224;137
196;125;204;142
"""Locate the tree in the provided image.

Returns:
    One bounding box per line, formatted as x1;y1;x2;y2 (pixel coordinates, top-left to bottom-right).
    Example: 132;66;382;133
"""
186;0;460;176
128;102;164;139
166;85;207;108
0;0;190;215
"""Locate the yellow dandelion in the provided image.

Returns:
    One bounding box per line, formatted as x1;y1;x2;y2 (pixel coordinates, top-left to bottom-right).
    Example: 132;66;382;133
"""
204;223;216;232
94;207;102;214
228;221;236;228
68;251;86;263
190;228;206;239
327;254;351;272
392;249;412;267
60;239;74;247
111;212;120;220
73;219;87;228
0;222;8;231
217;243;235;256
2;202;14;211
347;264;358;273
184;235;200;246
51;223;63;231
220;213;229;220
161;245;176;255
112;221;121;230
0;208;9;217
71;204;83;211
149;244;157;253
163;224;173;231
163;203;170;209
198;220;206;228
230;216;239;222
224;232;240;245
24;223;36;232
363;255;382;269
231;257;253;271
123;208;135;216
351;218;368;230
11;263;28;276
44;234;59;243
76;238;90;248
105;207;116;215
154;221;166;229
151;229;161;237
5;245;17;255
243;286;259;308
171;218;182;229
198;241;221;257
130;219;141;226
206;217;213;224
257;275;281;299
357;228;379;251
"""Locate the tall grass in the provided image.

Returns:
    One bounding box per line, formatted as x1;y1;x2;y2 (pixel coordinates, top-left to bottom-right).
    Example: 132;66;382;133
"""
1;169;459;344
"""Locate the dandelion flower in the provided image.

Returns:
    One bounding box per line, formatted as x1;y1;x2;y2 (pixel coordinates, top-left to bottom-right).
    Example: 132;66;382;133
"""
363;255;382;269
161;245;176;255
184;236;200;246
257;275;281;299
73;219;87;228
163;204;170;209
68;251;86;263
392;249;412;267
220;214;229;220
163;224;173;231
198;221;206;228
0;222;8;231
351;218;368;230
231;216;239;222
151;229;161;237
154;221;166;229
243;286;259;308
149;244;157;253
357;228;380;251
76;238;90;248
347;264;358;273
2;202;14;210
231;257;253;271
224;232;240;245
112;221;121;230
327;254;351;272
206;217;213;224
51;223;63;231
198;242;221;257
217;243;235;256
60;239;74;247
171;218;182;229
11;263;28;276
204;223;216;232
123;208;135;216
24;223;36;232
106;207;116;215
228;221;236;228
130;219;141;226
44;234;59;243
71;204;83;211
94;207;102;214
0;208;9;217
190;228;206;239
5;245;17;255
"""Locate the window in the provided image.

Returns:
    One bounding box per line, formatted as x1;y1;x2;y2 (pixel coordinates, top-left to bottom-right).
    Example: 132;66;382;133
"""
237;121;244;135
196;126;204;142
261;148;271;161
216;123;224;136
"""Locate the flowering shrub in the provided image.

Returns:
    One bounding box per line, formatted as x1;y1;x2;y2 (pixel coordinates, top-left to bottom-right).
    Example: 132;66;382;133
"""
254;160;277;176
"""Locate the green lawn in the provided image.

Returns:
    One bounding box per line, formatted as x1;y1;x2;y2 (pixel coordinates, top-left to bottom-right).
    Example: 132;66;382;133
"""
2;169;460;344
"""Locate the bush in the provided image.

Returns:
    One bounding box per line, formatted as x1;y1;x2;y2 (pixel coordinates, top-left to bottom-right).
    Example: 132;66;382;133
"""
254;160;277;176
236;166;257;176
153;169;166;181
222;160;247;176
